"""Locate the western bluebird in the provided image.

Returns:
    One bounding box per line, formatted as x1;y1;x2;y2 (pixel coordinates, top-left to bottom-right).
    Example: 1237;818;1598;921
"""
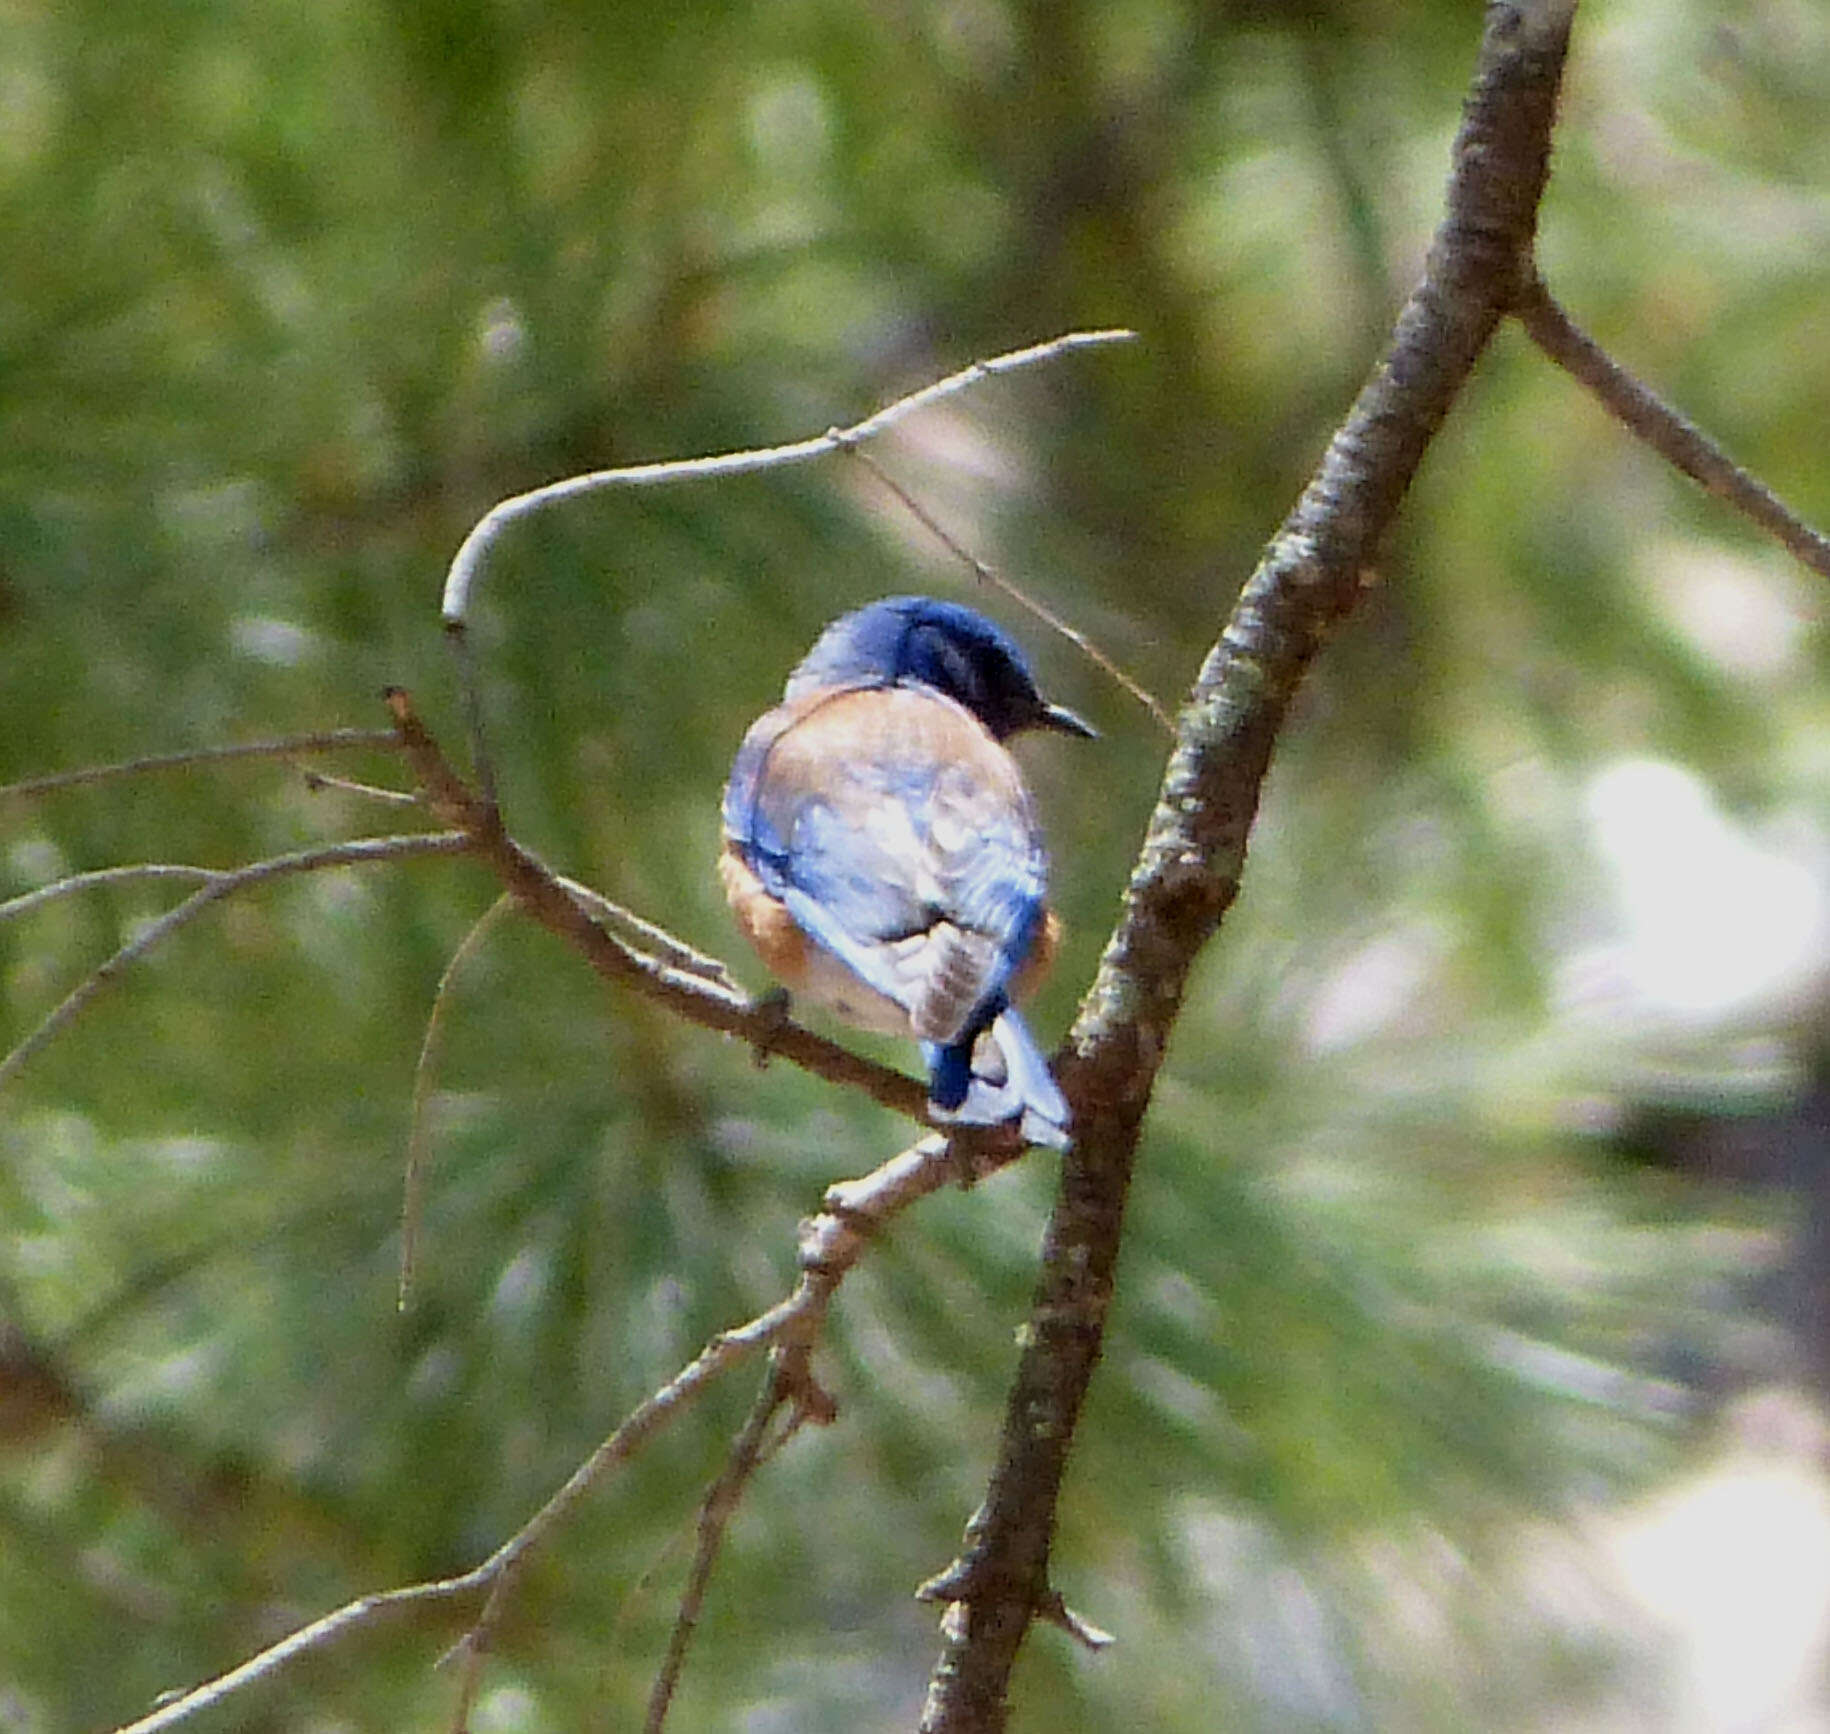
720;595;1093;1148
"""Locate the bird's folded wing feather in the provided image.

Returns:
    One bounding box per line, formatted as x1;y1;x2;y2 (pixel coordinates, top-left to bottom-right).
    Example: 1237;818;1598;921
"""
726;687;1046;1041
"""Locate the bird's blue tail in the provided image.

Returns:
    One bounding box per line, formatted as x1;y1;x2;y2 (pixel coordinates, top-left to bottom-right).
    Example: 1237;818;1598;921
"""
923;1007;1070;1149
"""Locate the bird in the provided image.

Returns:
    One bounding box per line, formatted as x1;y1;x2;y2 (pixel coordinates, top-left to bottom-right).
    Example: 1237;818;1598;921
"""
720;595;1094;1148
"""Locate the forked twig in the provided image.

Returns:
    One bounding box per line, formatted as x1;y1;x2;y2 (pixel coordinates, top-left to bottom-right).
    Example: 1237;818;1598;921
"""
643;1349;836;1732
0;834;471;1092
434;330;1135;839
642;1360;790;1733
108;1135;965;1734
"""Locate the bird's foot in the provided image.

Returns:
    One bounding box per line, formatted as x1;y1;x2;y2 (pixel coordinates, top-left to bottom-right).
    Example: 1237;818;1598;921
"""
747;987;793;1068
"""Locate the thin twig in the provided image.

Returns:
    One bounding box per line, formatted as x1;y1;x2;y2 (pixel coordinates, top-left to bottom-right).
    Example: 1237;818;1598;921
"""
554;874;741;988
0;834;471;1093
111;1571;493;1734
431;1138;964;1683
446;1546;528;1734
438;330;1136;625
0;728;400;803
0;865;223;925
399;893;516;1311
842;446;1175;736
106;1130;969;1734
302;770;419;805
1515;273;1830;581
644;1356;799;1733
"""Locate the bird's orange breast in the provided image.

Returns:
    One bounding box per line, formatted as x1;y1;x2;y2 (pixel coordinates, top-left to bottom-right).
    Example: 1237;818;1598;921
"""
718;843;810;990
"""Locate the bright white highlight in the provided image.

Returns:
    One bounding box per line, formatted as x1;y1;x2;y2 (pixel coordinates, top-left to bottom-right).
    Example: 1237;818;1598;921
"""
1581;758;1825;1019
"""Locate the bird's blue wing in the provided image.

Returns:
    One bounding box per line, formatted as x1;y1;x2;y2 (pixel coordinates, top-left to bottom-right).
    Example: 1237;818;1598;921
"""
765;767;1045;1020
724;686;1059;1138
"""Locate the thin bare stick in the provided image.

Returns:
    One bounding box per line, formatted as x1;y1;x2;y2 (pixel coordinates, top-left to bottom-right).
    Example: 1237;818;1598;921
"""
843;445;1175;735
112;1570;495;1734
0;865;223;924
438;330;1136;625
0;833;471;1092
555;874;741;988
441;1142;959;1716
398;893;515;1311
464;1139;963;1733
447;1548;526;1734
302;770;419;805
1516;274;1830;581
644;1354;804;1733
107;1135;970;1734
0;728;400;804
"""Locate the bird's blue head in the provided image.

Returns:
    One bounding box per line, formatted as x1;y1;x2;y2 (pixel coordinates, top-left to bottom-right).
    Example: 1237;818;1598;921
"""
784;596;1095;742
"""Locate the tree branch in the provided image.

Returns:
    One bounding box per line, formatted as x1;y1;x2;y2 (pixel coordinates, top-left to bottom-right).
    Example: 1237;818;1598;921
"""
1514;273;1830;581
0;728;400;803
111;1134;962;1734
0;864;223;924
383;688;952;1131
0;833;472;1092
916;5;1579;1726
643;1348;831;1733
437;329;1136;626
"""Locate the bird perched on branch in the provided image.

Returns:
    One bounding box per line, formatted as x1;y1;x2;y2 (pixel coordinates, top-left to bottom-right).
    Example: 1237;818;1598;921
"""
720;595;1094;1148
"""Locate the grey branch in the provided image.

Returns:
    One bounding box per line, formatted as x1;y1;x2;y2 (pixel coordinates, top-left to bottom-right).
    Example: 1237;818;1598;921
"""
0;728;400;802
917;3;1579;1727
643;1352;819;1733
0;834;471;1093
1515;273;1830;581
111;1135;965;1734
440;328;1136;625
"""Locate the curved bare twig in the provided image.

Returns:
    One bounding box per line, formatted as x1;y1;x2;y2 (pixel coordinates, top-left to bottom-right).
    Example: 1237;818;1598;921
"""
0;728;400;802
398;892;516;1310
0;834;471;1092
438;329;1136;626
0;864;223;923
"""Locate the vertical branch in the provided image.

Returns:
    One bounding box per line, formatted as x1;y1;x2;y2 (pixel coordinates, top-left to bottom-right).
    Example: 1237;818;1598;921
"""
916;4;1579;1727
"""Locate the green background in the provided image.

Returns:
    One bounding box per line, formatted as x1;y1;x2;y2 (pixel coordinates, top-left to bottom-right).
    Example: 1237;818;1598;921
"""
4;0;1828;1727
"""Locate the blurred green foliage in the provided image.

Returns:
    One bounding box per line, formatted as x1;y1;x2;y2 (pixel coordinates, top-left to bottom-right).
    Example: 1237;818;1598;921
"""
3;0;1827;1728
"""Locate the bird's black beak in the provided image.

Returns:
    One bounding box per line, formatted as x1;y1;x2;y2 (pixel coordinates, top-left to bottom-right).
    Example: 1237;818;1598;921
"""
1040;700;1098;740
